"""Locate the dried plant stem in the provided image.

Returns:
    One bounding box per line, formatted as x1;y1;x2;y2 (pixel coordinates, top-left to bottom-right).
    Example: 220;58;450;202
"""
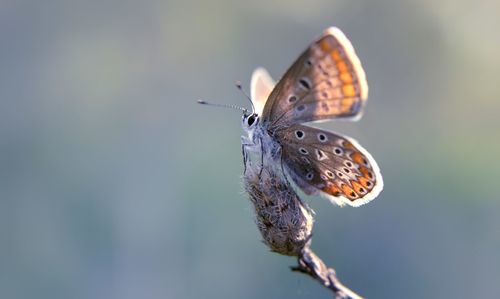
291;245;363;299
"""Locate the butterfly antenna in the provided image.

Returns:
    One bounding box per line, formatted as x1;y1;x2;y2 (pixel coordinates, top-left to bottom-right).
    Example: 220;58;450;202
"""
235;81;255;113
197;100;248;114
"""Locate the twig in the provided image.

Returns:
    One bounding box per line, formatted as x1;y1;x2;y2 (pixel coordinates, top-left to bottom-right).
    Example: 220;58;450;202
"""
291;245;364;299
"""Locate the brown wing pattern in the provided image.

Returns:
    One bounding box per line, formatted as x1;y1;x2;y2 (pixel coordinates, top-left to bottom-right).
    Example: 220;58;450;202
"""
261;27;368;129
276;124;383;207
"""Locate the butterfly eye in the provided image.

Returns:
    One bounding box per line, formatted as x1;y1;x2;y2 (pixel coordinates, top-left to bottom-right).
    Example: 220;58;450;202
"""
247;114;258;127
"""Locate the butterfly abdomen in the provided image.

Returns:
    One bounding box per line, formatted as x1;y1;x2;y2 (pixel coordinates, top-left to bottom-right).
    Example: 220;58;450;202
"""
244;158;313;256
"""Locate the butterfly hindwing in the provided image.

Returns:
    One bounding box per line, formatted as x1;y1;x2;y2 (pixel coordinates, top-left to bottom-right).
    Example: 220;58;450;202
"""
261;27;368;128
276;124;383;207
250;67;275;116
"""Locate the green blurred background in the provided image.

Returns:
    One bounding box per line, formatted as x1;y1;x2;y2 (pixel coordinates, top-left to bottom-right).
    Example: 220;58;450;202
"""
1;0;500;298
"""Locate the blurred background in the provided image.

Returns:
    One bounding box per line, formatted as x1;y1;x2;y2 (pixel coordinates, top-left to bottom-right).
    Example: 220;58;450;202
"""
1;0;499;298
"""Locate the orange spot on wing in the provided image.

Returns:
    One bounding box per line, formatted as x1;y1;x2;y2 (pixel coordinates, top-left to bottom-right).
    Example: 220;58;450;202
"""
359;166;374;181
337;61;349;73
323;184;342;197
342;84;356;97
331;49;342;61
341;184;357;199
358;177;373;189
340;97;354;108
351;181;365;193
351;152;365;164
340;72;353;83
343;141;355;149
319;39;331;52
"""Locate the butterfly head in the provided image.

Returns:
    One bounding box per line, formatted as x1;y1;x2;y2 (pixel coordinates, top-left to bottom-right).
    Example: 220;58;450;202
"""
242;112;259;131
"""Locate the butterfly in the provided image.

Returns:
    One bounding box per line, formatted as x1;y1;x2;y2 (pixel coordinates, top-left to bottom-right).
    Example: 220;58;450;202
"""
240;27;383;207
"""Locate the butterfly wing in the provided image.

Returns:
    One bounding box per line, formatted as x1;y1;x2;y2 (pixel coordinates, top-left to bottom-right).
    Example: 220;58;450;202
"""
260;27;368;128
250;67;276;116
276;124;383;207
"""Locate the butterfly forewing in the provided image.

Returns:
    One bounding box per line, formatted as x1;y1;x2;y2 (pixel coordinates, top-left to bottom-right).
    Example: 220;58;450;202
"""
261;27;368;128
276;125;382;207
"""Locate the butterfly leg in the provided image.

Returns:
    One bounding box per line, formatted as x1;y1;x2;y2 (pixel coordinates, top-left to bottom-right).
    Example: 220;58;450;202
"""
241;136;254;175
241;135;267;177
258;138;264;178
241;147;249;175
